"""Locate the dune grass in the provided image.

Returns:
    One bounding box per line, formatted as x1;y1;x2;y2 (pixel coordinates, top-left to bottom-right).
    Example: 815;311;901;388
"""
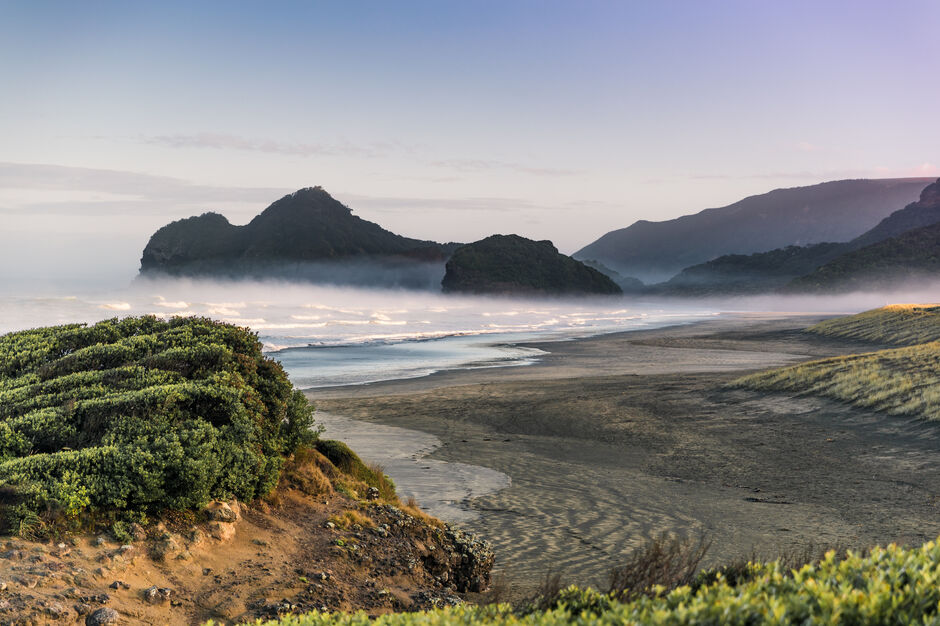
807;304;940;346
731;340;940;421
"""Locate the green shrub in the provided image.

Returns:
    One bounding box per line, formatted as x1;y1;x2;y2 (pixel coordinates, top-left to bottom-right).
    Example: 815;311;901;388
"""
0;316;318;532
314;440;396;501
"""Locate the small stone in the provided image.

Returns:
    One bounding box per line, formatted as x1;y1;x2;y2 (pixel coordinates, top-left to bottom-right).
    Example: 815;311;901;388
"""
17;575;40;589
93;536;108;547
45;602;68;619
206;500;239;523
129;523;147;542
85;607;120;625
117;544;134;555
73;603;92;615
185;528;205;547
208;521;236;542
324;521;336;530
366;487;380;500
108;580;130;590
143;585;172;604
251;538;269;547
202;567;212;576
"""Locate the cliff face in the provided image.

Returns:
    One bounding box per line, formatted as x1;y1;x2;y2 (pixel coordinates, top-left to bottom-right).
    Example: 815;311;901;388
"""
139;188;457;287
441;234;622;296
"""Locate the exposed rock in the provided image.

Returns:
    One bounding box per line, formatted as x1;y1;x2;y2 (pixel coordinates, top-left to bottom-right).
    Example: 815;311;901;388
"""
85;607;120;625
207;500;240;523
208;521;236;542
143;585;173;604
128;523;147;542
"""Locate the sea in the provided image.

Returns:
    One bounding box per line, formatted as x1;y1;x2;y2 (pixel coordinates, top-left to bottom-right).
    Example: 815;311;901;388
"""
0;277;723;389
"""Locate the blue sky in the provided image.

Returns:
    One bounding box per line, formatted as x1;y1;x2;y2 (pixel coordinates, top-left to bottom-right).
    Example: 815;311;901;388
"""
1;1;938;286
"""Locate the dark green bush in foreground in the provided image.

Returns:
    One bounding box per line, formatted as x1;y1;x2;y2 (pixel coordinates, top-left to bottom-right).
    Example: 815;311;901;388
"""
0;316;317;531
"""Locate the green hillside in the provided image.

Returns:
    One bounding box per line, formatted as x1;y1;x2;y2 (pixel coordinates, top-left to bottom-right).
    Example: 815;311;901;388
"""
787;221;940;292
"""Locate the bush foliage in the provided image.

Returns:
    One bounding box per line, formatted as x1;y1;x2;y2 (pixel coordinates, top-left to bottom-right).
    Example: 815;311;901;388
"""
241;538;940;625
0;316;317;530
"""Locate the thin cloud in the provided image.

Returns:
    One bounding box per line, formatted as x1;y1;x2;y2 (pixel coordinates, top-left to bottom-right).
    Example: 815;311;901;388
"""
430;158;581;177
0;162;290;207
795;141;824;152
334;193;620;218
689;167;939;182
144;132;388;158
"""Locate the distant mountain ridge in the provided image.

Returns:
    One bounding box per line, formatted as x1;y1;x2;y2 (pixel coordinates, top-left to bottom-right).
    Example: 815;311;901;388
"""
574;178;932;282
654;178;940;294
442;235;622;296
139;187;460;288
786;220;940;292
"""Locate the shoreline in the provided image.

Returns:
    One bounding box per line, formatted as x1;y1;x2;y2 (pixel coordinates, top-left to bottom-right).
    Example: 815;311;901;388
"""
307;313;940;590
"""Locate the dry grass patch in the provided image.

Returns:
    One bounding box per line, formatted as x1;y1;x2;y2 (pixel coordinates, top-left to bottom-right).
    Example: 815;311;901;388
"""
807;304;940;346
732;340;940;421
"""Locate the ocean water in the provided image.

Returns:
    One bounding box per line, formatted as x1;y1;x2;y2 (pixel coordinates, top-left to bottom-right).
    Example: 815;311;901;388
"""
0;277;722;387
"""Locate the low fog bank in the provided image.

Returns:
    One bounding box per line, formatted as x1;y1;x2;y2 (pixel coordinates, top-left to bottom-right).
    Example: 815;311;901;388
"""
638;280;940;315
141;258;448;292
1;273;938;347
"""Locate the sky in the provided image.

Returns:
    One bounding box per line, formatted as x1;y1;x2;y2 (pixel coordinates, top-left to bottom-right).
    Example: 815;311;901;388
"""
1;0;939;289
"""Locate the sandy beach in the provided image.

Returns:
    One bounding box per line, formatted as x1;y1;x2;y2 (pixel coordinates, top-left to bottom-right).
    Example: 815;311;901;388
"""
307;313;940;591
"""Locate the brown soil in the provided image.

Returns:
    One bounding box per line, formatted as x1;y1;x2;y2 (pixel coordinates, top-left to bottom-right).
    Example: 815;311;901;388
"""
309;315;940;593
0;462;488;624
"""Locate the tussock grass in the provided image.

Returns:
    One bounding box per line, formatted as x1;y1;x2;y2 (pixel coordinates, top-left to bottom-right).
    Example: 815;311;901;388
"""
732;340;940;421
807;304;940;346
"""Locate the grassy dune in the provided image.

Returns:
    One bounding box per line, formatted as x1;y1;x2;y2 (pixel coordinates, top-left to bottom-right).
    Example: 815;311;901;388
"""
807;304;940;346
731;341;940;421
734;305;940;421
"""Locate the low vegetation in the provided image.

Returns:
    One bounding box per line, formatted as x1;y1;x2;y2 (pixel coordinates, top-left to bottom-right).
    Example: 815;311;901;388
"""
806;304;940;346
0;316;318;534
731;340;940;421
733;306;940;422
241;537;940;625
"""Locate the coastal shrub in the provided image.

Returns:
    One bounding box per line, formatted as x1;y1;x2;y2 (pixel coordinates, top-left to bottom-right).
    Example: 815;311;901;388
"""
0;316;318;531
807;304;940;346
315;440;397;501
242;538;940;625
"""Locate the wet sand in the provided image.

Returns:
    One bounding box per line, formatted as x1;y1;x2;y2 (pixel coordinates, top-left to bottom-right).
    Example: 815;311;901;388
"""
307;313;940;590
